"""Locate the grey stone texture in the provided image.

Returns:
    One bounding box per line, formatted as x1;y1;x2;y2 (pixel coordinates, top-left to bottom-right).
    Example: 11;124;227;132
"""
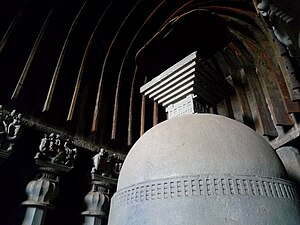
277;146;300;185
82;189;108;225
0;107;22;164
21;153;75;225
22;179;58;225
118;114;285;189
108;114;300;225
140;51;233;119
82;173;117;225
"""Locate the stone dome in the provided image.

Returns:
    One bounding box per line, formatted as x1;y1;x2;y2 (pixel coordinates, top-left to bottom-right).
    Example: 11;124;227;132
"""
109;114;300;225
118;114;285;190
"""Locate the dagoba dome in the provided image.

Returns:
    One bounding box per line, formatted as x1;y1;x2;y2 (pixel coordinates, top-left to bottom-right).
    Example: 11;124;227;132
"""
109;114;300;225
118;114;285;190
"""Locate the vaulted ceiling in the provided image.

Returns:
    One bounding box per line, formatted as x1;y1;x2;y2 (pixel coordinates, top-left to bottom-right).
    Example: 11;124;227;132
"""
1;0;299;152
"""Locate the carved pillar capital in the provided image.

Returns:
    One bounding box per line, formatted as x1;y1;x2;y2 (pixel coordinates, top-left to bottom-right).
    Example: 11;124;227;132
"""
23;178;58;209
21;133;77;225
82;171;117;225
34;133;78;168
91;149;124;179
82;178;112;218
0;106;22;164
21;169;59;225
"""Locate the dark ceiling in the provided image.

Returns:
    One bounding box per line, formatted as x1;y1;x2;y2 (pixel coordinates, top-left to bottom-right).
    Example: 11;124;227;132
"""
1;0;297;152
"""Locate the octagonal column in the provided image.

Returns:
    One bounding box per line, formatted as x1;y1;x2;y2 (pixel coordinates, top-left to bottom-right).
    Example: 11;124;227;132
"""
82;174;116;225
21;133;77;225
82;149;122;225
21;164;59;225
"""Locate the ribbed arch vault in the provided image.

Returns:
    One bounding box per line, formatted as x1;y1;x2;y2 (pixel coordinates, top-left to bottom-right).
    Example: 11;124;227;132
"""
0;0;299;152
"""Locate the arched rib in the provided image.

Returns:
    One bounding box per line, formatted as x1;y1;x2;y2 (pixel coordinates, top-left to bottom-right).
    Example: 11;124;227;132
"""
92;0;142;133
112;0;168;139
11;5;54;99
67;0;115;121
127;0;169;145
0;4;26;54
43;0;87;112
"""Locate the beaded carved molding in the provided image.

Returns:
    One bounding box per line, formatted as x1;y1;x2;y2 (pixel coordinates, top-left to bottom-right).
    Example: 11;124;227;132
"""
111;175;299;208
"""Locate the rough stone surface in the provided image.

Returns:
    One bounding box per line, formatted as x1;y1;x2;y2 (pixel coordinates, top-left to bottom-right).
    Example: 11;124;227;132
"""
108;114;300;225
118;114;285;190
110;185;300;225
277;146;300;185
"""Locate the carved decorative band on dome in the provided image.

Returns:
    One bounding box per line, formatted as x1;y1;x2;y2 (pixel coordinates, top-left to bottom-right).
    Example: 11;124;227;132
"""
111;175;299;208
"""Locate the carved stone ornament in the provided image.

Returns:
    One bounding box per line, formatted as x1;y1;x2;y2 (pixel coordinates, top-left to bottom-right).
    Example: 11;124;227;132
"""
81;174;117;225
140;52;234;119
0;105;22;152
91;148;123;179
34;133;78;168
257;0;300;57
21;135;78;225
22;150;76;225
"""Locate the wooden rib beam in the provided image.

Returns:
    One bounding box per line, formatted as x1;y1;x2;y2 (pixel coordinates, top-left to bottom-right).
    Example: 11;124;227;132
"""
272;35;300;101
43;0;87;112
243;67;278;137
67;0;115;121
226;35;278;137
234;82;255;128
153;101;159;126
260;53;294;126
127;66;138;146
0;5;25;54
108;0;143;139
140;76;147;137
11;6;54;99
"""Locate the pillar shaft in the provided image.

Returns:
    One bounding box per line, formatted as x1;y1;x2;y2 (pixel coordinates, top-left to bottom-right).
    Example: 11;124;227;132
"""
21;171;58;225
21;132;77;225
22;207;47;225
82;174;116;225
83;216;104;225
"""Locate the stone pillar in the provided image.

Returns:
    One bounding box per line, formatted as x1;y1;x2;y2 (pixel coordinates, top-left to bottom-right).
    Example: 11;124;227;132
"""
82;149;122;225
276;146;300;185
82;174;116;225
21;133;77;225
21;163;59;225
